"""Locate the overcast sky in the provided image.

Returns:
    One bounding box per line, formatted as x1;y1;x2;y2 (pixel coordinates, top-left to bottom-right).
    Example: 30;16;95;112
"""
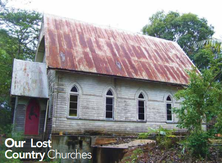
9;0;222;39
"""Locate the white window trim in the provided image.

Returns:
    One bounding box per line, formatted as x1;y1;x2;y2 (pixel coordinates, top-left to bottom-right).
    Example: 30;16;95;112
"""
137;92;146;121
68;85;80;119
166;95;173;122
105;89;115;120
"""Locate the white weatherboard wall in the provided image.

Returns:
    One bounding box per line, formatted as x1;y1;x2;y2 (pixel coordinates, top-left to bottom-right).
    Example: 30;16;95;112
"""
49;70;184;135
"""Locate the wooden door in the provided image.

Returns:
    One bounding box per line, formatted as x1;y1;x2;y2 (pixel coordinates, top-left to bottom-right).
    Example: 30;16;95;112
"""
24;99;40;135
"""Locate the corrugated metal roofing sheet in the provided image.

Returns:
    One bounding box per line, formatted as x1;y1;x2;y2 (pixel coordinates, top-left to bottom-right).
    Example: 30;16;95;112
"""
43;14;196;85
11;59;48;98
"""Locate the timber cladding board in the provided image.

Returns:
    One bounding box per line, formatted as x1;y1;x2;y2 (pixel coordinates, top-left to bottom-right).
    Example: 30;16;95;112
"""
51;71;181;134
14;104;26;132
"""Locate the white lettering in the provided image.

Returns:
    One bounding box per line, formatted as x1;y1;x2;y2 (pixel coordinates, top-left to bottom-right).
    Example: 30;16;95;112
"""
38;152;45;161
88;152;92;159
48;140;52;148
5;138;14;148
5;138;26;148
5;150;12;159
14;140;26;148
82;152;87;159
31;139;52;148
31;151;37;159
12;152;19;159
31;139;36;148
70;152;76;159
36;141;42;147
5;150;46;161
47;149;55;159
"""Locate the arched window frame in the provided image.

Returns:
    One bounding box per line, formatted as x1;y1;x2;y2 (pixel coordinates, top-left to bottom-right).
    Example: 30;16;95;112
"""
68;85;80;118
105;88;115;120
137;92;146;121
166;95;173;122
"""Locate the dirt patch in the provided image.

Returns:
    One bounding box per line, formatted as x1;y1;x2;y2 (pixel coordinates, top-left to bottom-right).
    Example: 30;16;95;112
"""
120;143;222;163
92;137;155;149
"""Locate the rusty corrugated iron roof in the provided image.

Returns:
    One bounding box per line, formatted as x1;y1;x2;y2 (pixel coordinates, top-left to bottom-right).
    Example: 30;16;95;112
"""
42;14;196;85
11;59;48;98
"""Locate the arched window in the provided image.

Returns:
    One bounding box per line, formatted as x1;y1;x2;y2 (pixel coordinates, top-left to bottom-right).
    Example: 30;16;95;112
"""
106;89;114;119
138;93;145;120
166;95;172;121
69;85;79;117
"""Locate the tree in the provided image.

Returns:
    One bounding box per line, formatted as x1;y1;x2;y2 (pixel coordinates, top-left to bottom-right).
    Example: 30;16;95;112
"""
174;66;222;133
0;0;42;60
0;29;16;106
142;11;214;56
174;41;222;156
0;0;42;107
174;38;222;132
194;38;222;71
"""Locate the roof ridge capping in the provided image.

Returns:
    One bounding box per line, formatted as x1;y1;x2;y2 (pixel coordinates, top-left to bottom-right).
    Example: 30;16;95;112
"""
43;13;176;44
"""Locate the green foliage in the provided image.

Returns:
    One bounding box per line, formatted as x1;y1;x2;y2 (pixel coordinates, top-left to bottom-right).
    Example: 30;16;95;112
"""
123;148;143;163
180;131;210;158
193;46;216;70
0;29;15;106
0;108;12;134
0;5;41;161
0;0;42;107
0;10;42;59
43;157;62;163
0;126;24;162
142;11;214;56
174;39;222;157
194;38;222;74
174;65;222;133
130;148;143;163
139;126;176;149
0;150;22;163
188;132;209;157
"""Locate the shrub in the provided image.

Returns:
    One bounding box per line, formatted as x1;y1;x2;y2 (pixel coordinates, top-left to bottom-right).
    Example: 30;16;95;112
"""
187;131;210;157
0;109;12;135
139;126;176;149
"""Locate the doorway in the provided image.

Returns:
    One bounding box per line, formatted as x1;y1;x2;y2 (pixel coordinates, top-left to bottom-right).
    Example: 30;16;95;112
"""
24;99;40;135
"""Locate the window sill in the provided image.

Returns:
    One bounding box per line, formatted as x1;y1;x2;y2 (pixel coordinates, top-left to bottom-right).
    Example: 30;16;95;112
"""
166;121;176;124
65;118;154;123
137;120;147;123
67;116;79;119
105;118;114;121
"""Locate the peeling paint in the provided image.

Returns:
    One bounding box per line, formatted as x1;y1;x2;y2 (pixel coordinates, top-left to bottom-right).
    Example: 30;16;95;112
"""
11;59;48;98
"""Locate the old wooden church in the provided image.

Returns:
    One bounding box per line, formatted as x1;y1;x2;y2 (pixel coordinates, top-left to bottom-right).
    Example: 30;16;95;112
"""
11;14;195;140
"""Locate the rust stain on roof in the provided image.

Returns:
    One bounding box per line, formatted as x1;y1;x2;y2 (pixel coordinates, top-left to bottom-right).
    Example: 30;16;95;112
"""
42;14;196;85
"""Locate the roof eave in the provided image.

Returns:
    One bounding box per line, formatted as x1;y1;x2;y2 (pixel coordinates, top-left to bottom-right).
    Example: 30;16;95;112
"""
48;67;188;87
